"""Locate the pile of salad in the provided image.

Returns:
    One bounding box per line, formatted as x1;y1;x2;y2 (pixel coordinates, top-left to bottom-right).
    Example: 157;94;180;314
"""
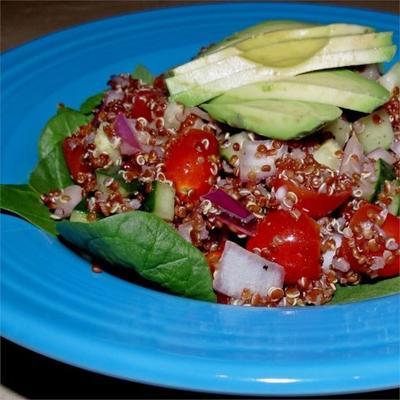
2;20;399;306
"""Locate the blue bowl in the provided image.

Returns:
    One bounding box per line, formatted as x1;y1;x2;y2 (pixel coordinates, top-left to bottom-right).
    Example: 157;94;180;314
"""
1;3;399;395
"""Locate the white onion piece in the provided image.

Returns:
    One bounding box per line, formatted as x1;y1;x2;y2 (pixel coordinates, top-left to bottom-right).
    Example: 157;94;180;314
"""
289;147;306;160
178;222;192;243
187;106;213;122
239;140;287;182
390;140;400;156
340;134;365;177
55;185;83;219
358;64;381;80
322;233;343;271
367;148;396;165
332;256;350;273
104;90;124;105
163;102;184;130
213;241;285;299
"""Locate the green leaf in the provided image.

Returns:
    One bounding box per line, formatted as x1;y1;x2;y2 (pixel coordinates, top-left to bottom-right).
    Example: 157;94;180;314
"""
131;64;154;85
0;184;57;236
39;107;92;159
80;92;104;115
57;211;216;302
29;142;73;193
331;276;400;304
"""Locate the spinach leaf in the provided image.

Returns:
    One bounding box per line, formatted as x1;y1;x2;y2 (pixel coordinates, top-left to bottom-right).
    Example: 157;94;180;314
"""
39;107;91;159
131;64;154;85
331;276;400;304
29;142;73;193
0;184;57;235
80;93;104;115
57;211;216;302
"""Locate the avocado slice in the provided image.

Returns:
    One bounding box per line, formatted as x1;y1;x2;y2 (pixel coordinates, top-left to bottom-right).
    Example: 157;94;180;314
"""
201;100;342;140
169;32;392;91
236;23;374;51
172;23;372;76
170;45;395;106
210;69;390;113
202;20;315;56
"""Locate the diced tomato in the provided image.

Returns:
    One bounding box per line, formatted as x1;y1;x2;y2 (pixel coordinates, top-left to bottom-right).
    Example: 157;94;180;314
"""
271;178;351;219
164;129;219;200
63;136;90;181
131;87;166;121
340;203;400;278
247;210;321;285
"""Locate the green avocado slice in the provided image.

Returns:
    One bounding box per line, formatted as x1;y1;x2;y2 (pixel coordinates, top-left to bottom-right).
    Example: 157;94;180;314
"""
201;99;342;140
210;69;390;113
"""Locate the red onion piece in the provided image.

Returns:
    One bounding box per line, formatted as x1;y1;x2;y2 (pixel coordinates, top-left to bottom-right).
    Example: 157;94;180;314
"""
55;185;83;219
114;114;142;155
213;241;285;299
367;148;396;165
202;188;253;222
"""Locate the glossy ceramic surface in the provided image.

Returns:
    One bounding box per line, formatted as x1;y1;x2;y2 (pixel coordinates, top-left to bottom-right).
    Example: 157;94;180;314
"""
1;3;399;395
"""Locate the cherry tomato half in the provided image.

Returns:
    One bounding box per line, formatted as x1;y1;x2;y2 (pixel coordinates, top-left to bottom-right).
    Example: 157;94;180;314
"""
271;178;351;219
247;210;321;285
63;136;91;181
340;203;400;278
164;129;219;200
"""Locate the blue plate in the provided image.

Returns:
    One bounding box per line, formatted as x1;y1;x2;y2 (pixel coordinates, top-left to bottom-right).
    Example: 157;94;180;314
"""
1;2;399;396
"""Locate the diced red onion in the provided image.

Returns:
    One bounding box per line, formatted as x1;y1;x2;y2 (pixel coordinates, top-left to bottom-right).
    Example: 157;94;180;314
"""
104;90;124;105
55;185;83;219
239;140;287;182
201;188;257;236
202;188;254;223
367;148;396;165
339;134;365;177
213;241;285;299
114;114;142;155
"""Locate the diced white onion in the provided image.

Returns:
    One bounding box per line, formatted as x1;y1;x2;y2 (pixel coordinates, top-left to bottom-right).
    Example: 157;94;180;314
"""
322;233;343;271
367;148;396;165
163;102;184;130
339;134;365;177
239;140;287;182
56;185;83;219
213;241;285;299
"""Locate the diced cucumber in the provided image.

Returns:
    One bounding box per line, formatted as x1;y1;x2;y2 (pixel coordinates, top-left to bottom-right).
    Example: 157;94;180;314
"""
220;132;249;163
355;109;394;153
368;158;395;202
94;124;121;164
312;139;342;170
144;181;175;221
70;210;90;223
96;169;140;197
387;180;400;216
322;117;352;148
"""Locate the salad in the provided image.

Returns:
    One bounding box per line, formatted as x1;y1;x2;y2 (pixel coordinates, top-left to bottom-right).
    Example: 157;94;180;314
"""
1;20;399;307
